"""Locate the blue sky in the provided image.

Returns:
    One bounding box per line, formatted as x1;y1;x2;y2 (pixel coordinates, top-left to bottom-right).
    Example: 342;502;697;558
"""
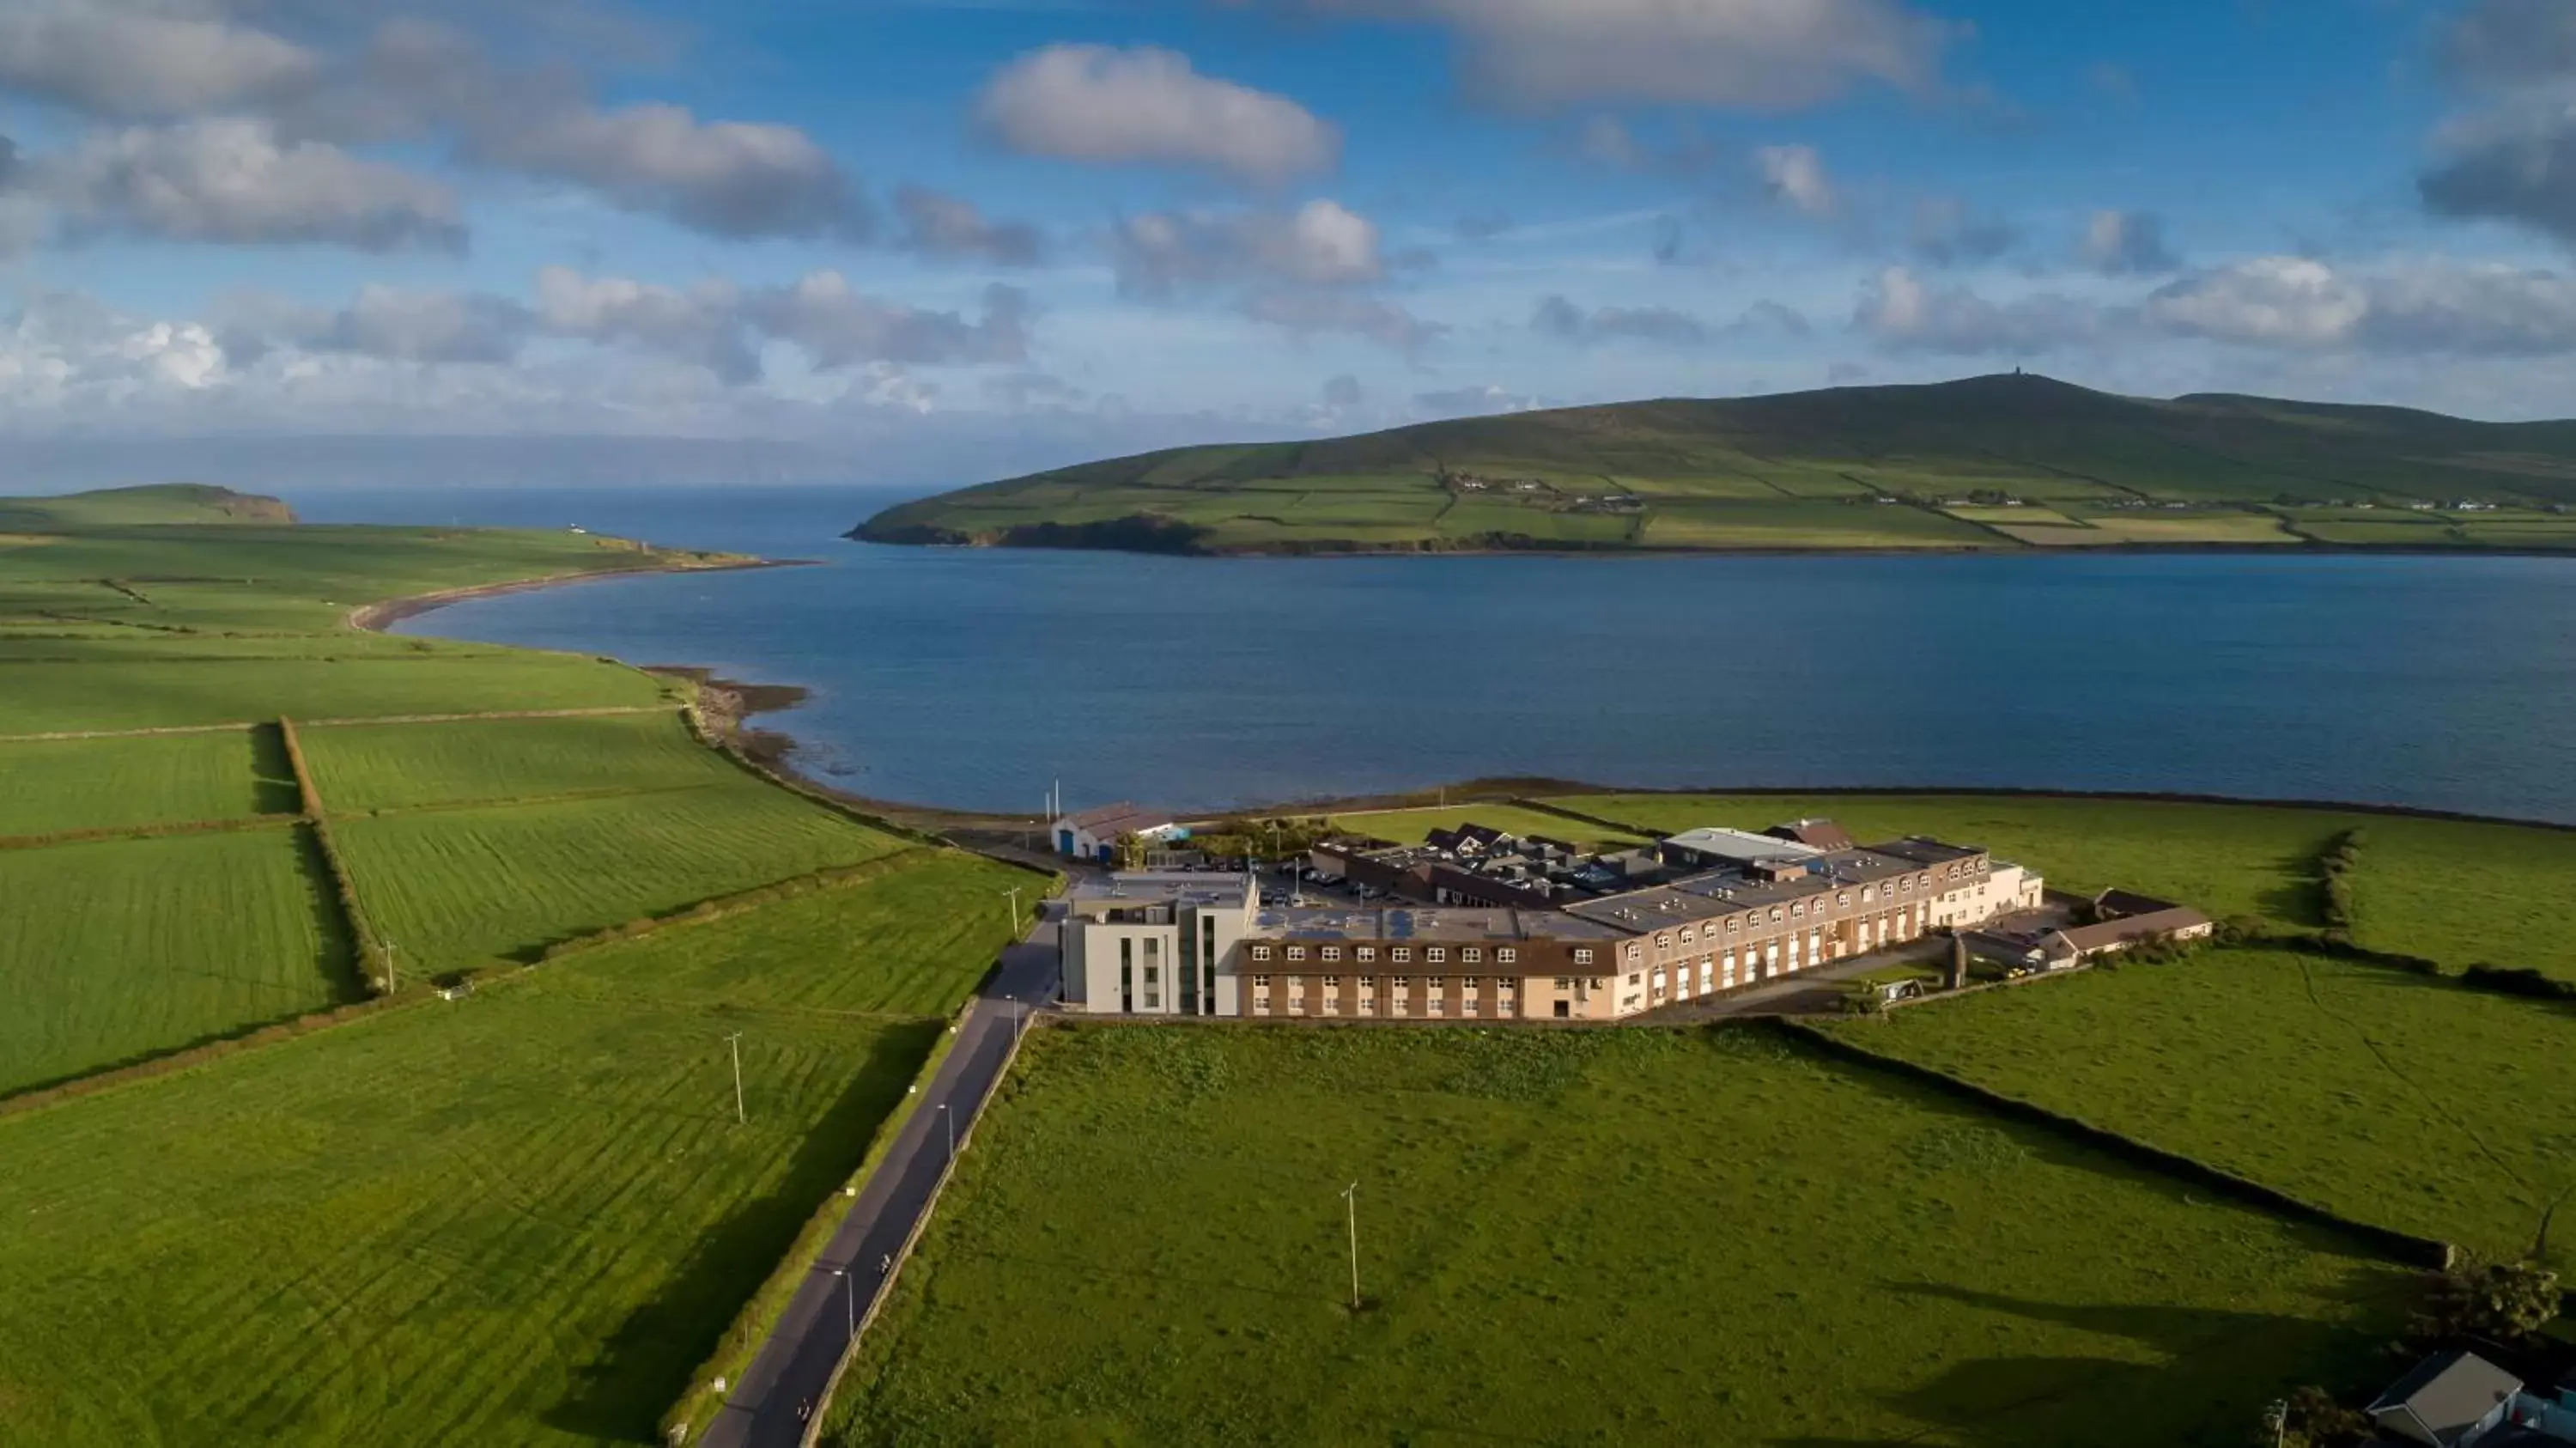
3;0;2575;484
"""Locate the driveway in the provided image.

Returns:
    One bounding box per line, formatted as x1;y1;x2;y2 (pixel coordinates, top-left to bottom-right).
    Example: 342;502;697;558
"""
697;913;1061;1448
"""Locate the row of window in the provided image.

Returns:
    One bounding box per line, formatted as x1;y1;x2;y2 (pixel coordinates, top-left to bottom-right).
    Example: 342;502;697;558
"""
1251;975;1517;990
1249;943;1519;965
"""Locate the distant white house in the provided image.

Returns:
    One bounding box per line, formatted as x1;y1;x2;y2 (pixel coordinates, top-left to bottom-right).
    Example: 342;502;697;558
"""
1053;803;1187;864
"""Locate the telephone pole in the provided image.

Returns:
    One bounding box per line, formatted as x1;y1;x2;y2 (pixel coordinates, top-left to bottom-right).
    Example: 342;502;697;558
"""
724;1031;745;1124
1004;885;1024;932
1340;1181;1362;1310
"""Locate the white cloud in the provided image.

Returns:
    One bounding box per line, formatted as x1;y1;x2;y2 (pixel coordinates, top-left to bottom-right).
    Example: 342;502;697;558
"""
977;44;1340;185
894;186;1044;265
0;6;319;119
472;101;872;241
1291;0;1959;111
1111;199;1388;295
1855;266;2107;353
1755;143;1836;216
2148;255;2576;355
242;286;535;364
741;275;1031;370
2077;210;2180;276
42;118;464;252
533;268;758;382
1241;289;1444;353
1910;196;2018;266
2144;257;2368;348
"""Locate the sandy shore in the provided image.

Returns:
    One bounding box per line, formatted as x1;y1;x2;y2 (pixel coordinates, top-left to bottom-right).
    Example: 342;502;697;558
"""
346;556;804;633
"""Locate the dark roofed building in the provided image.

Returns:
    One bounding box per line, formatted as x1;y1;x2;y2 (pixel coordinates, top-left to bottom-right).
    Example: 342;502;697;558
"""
2040;905;2215;966
1765;818;1856;852
2367;1350;2525;1447
2094;887;2183;920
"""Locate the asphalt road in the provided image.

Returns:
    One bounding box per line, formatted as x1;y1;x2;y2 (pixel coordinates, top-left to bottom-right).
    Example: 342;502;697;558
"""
698;912;1061;1448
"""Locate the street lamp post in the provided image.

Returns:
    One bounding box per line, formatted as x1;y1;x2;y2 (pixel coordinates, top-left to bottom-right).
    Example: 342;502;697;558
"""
1340;1181;1362;1310
940;1102;954;1166
830;1266;856;1338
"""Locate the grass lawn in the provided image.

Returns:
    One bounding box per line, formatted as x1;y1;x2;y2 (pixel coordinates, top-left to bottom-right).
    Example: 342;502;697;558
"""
0;855;1021;1448
1546;792;2362;928
0;728;297;836
332;788;911;973
1320;803;1649;851
0;829;351;1094
1638;500;2003;549
2339;818;2576;981
827;1025;2402;1448
1825;947;2576;1268
302;712;739;813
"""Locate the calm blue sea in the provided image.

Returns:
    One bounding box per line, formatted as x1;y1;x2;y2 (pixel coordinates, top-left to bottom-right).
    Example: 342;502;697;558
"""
291;485;2576;821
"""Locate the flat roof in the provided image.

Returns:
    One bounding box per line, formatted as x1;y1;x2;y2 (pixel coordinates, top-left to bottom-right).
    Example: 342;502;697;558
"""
1868;837;1984;867
1660;826;1820;863
1254;905;1625;943
1566;849;1961;929
1066;873;1251;907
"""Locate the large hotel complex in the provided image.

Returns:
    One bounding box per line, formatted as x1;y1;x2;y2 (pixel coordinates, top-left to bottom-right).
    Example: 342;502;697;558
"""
1060;818;2055;1021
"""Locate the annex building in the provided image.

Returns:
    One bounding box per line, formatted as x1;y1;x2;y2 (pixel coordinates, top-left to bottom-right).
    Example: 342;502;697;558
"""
1062;819;2053;1022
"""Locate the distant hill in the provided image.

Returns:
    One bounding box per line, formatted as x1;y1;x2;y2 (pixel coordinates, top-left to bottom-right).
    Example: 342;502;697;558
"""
0;484;297;531
855;373;2576;555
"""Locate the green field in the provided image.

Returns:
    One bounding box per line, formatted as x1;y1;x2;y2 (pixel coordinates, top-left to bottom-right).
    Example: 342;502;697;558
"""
2337;818;2576;980
860;373;2576;556
0;863;1020;1448
0;729;295;836
1826;948;2576;1267
827;1025;2399;1447
334;788;912;973
1546;792;2363;928
303;712;740;813
1320;803;1649;852
0;829;350;1094
0;487;1042;1445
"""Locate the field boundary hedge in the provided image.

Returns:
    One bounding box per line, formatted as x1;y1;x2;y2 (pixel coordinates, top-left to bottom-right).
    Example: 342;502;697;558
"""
0;992;434;1118
1764;1016;2457;1271
279;716;386;995
662;999;985;1445
0;812;294;852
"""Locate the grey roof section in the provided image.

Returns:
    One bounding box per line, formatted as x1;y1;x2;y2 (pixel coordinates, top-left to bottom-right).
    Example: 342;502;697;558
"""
1565;847;1962;931
1660;826;1821;865
1066;873;1253;908
1255;904;1625;944
2369;1351;2523;1445
1869;836;1986;867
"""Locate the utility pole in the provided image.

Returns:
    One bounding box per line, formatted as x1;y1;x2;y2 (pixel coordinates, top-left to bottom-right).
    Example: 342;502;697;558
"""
1004;885;1024;932
1005;994;1021;1045
939;1102;954;1166
1340;1181;1362;1310
724;1031;745;1124
830;1265;856;1338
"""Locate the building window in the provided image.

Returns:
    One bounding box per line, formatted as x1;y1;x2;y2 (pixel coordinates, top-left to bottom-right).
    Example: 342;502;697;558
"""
1353;946;1374;963
1588;976;1606;989
1251;945;1273;961
1322;976;1340;988
1790;902;1805;918
1627;971;1641;986
1573;948;1595;964
1143;965;1159;984
1426;946;1448;963
1726;918;1740;934
1287;946;1307;961
1862;886;1875;903
1253;976;1271;988
1837;891;1850;906
1900;879;1912;892
1143;992;1158;1007
1553;976;1573;989
1321;946;1342;962
1679;928;1695;944
1656;933;1673;949
1391;946;1413;963
1461;947;1484;964
1770;908;1784;922
1497;947;1516;964
1360;976;1376;989
1625;943;1642;962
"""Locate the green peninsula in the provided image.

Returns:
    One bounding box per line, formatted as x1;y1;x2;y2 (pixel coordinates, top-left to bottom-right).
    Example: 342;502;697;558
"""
855;373;2576;555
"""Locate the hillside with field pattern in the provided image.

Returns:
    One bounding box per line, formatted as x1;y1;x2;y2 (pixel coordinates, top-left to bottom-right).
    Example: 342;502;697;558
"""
857;372;2576;555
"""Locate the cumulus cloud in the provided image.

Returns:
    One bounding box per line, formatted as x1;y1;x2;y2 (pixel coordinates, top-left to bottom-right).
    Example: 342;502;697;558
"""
2077;210;2180;276
2148;255;2576;355
1911;196;2018;266
2421;102;2576;247
43;119;464;252
245;286;534;364
1568;115;1722;175
1855;266;2107;354
0;6;320;119
1279;0;1960;112
893;186;1044;265
1242;290;1445;353
1111;199;1388;295
533;267;759;383
472;102;872;241
976;45;1340;185
2438;0;2576;89
1755;144;1836;216
743;276;1031;370
1533;295;1708;344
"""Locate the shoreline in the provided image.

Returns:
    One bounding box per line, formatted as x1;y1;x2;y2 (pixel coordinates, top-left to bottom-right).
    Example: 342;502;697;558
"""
360;554;2576;840
849;530;2576;564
